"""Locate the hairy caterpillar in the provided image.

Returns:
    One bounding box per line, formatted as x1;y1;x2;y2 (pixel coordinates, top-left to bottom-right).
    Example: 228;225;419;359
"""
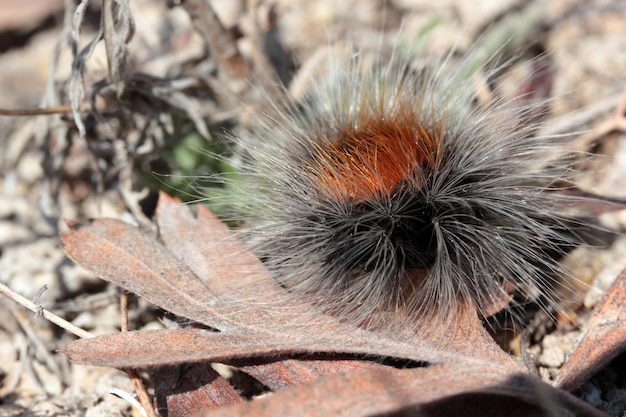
210;39;598;332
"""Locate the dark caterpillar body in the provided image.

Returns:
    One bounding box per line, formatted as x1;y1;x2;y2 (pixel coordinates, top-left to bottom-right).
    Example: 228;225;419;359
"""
233;45;592;330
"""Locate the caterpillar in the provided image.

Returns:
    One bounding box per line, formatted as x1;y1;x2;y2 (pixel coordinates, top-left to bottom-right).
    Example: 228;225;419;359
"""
211;39;599;333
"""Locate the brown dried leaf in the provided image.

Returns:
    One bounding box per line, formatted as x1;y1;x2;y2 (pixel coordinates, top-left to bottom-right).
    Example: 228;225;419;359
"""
62;195;517;366
191;364;606;417
556;268;626;391
150;363;243;416
61;219;245;332
236;358;382;391
61;193;565;416
62;326;511;372
155;192;288;312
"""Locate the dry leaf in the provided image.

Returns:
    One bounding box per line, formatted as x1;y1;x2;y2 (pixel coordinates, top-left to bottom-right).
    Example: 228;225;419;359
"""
59;192;616;416
150;362;243;416
191;364;605;417
556;267;626;391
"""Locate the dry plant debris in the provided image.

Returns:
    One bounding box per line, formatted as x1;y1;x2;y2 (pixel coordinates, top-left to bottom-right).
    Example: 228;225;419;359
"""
60;192;626;417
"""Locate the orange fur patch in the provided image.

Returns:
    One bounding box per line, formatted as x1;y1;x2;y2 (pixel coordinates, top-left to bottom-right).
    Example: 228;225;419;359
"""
311;111;444;201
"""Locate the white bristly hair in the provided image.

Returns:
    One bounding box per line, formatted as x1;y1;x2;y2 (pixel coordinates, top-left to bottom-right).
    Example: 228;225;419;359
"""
209;40;596;333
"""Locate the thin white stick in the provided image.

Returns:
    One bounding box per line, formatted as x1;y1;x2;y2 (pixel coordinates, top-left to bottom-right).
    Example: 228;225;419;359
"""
0;282;93;339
